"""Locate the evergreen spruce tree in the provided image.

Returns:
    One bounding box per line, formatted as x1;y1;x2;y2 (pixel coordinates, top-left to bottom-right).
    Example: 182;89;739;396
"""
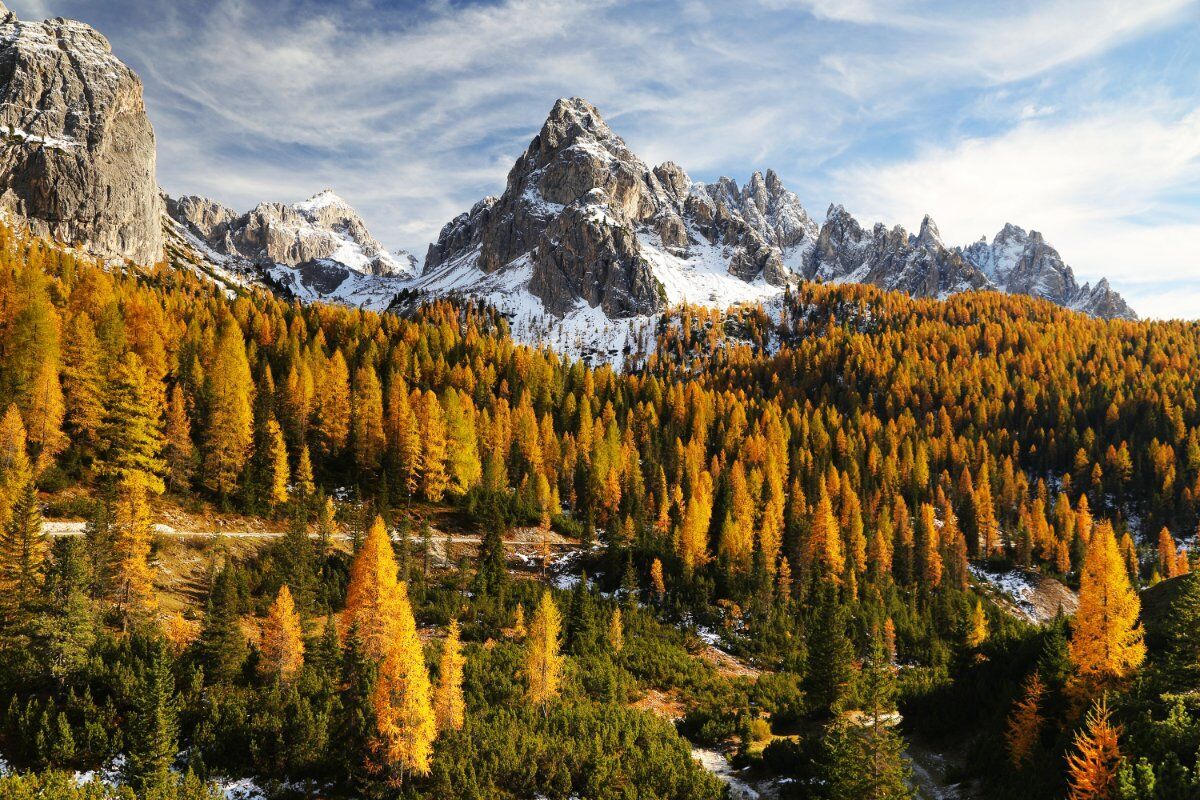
0;474;46;618
124;640;179;794
1163;569;1200;687
806;586;854;716
197;567;249;684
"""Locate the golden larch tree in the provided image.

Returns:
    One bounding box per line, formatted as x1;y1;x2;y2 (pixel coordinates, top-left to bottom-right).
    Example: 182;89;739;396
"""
370;580;436;781
608;606;624;654
677;471;713;573
1068;522;1145;702
1066;698;1123;800
434;618;466;733
808;486;844;583
525;590;563;710
264;417;290;509
341;516;403;659
417;390;448;502
650;557;666;600
966;600;988;649
351;364;386;476
203;318;254;497
112;473;158;621
260;585;305;681
316;350;351;459
1005;672;1046;769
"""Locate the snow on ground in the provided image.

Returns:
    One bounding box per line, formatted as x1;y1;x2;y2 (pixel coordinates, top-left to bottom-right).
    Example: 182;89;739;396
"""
215;777;268;800
969;564;1078;624
691;747;760;800
638;227;783;308
409;252;657;367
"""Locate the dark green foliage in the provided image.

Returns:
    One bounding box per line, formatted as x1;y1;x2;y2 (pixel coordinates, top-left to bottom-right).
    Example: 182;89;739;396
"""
123;640;179;794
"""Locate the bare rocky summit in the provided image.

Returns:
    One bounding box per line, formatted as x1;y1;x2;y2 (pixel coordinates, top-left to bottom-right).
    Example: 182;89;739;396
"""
420;98;1136;324
0;1;163;264
169;189;417;278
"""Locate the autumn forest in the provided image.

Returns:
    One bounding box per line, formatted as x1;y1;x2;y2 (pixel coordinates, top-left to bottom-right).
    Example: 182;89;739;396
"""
0;221;1198;800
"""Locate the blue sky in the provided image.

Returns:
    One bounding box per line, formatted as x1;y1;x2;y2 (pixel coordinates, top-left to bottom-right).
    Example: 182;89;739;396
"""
9;0;1200;318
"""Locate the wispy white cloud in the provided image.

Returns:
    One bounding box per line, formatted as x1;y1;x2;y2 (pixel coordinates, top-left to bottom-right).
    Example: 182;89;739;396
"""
832;104;1200;317
4;0;1198;318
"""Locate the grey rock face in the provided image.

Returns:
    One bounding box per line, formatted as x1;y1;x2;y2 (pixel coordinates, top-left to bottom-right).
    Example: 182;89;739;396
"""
960;223;1137;319
0;3;164;264
803;207;1136;320
805;206;991;300
169;189;418;278
424;97;816;317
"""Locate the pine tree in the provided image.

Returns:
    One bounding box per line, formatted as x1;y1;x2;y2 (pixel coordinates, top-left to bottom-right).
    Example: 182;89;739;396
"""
806;586;854;716
1066;698;1123;800
198;566;249;684
203;318;254;498
260;585;305;682
1068;522;1145;702
1005;672;1046;769
100;353;165;493
1163;569;1200;687
434;618;465;733
525;589;563;711
124;640;179;795
295;445;315;503
0;474;46;617
512;603;527;638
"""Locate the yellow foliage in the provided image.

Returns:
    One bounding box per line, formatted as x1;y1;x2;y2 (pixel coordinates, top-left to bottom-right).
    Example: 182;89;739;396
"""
525;590;563;709
434;619;465;733
1065;698;1123;800
260;586;305;681
1005;672;1046;769
1068;523;1145;703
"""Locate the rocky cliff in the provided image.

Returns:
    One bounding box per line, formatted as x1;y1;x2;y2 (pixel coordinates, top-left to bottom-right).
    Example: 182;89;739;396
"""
418;98;1135;327
421;98;815;319
0;2;163;264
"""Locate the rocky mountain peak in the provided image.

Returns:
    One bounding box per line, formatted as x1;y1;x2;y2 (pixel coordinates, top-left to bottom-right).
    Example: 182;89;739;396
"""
917;215;942;247
168;189;417;283
0;4;164;264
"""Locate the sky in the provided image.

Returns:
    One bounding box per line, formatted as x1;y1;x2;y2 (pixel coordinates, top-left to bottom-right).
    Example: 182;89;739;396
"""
8;0;1200;318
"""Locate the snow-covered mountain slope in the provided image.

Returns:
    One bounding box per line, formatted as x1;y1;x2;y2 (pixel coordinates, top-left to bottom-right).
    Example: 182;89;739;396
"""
960;223;1135;319
408;98;1135;339
165;189;417;309
166;97;1136;363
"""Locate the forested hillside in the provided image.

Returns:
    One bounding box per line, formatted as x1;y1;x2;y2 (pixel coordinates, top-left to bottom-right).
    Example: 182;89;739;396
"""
0;222;1197;799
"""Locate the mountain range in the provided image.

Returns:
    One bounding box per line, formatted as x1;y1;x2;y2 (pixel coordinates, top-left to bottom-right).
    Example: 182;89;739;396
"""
0;2;1136;363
